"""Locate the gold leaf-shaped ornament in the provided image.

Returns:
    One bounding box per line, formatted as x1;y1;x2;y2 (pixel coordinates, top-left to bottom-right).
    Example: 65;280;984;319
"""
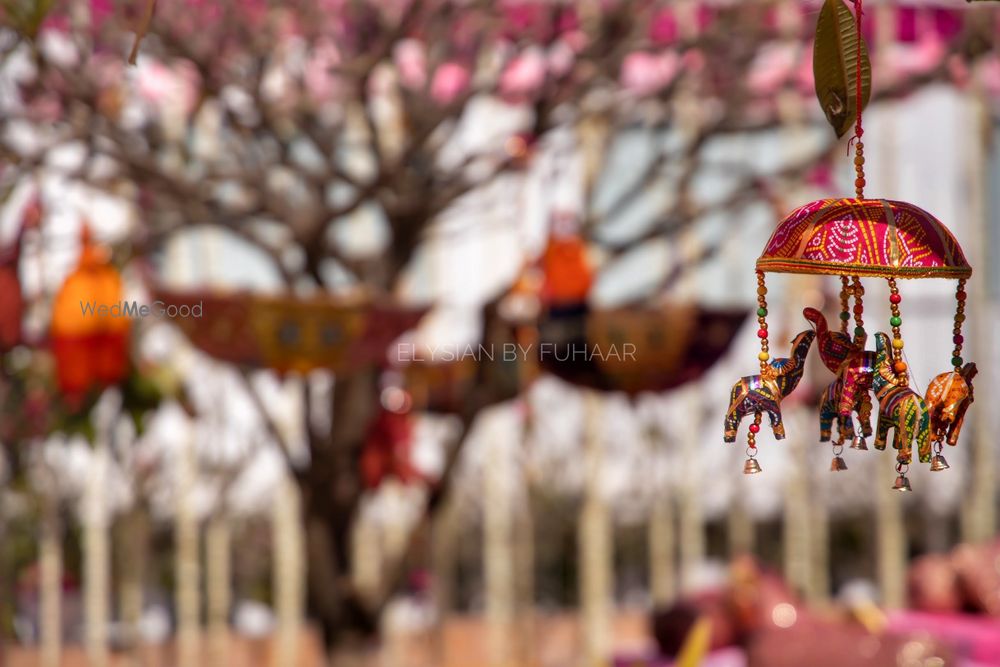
813;0;872;138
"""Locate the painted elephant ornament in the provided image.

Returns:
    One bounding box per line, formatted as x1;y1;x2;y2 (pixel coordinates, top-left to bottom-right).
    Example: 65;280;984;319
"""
923;363;977;470
724;329;816;443
872;332;931;468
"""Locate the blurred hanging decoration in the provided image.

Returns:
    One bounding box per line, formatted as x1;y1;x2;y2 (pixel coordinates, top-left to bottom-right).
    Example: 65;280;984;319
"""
0;196;40;352
539;210;593;307
152;288;427;375
723;0;974;490
536;211;748;394
360;378;421;490
50;223;131;404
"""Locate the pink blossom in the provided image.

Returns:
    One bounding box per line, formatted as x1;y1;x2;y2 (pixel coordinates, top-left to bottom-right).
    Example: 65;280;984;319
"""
747;43;798;96
621;52;680;96
681;49;705;74
947;55;969;88
430;62;470;105
500;49;547;101
137;60;199;117
394;39;427;90
547;40;576;78
795;43;814;95
649;9;677;46
304;39;343;104
978;57;1000;98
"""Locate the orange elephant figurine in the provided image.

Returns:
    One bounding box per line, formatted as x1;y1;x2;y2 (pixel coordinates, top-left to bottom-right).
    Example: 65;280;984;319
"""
924;363;977;446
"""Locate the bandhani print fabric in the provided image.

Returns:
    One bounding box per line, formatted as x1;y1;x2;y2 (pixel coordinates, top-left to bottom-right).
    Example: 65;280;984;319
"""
756;198;971;279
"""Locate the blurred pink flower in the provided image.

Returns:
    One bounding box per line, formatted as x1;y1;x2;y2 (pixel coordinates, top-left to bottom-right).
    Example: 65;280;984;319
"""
682;49;705;74
979;57;1000;98
947;55;970;89
430;62;470;105
649;9;677;45
795;43;814;94
394;39;427;90
621;52;680;96
304;39;343;104
503;2;544;36
882;35;945;82
137;61;199;117
748;43;798;95
547;40;576;78
500;49;547;101
805;160;834;190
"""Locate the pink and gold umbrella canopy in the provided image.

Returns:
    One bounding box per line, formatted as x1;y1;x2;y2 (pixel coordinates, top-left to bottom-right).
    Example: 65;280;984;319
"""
756;198;971;279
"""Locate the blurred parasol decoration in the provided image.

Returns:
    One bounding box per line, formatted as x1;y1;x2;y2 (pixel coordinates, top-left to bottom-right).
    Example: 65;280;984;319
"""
723;0;975;491
152;288;427;375
50;223;130;401
536;213;748;395
541;304;748;395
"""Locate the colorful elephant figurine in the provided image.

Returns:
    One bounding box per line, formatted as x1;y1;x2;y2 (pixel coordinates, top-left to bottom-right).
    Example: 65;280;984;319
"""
803;307;862;373
925;363;977;446
724;330;816;443
872;332;931;464
805;308;874;444
819;374;873;444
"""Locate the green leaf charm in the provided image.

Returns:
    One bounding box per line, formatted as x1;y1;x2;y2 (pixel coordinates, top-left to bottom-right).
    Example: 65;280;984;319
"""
813;0;872;138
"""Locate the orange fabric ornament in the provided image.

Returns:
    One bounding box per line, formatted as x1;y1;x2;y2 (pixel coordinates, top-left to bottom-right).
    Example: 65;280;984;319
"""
540;233;592;306
50;224;129;398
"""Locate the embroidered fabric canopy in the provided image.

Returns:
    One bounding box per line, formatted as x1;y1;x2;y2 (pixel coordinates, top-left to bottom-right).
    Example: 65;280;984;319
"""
756;198;971;280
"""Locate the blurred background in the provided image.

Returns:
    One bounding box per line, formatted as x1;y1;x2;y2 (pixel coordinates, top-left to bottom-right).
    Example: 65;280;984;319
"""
1;0;999;665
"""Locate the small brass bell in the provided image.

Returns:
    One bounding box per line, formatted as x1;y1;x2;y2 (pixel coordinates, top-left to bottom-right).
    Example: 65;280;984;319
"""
850;436;868;451
743;458;762;475
830;455;848;472
892;474;912;492
929;454;950;472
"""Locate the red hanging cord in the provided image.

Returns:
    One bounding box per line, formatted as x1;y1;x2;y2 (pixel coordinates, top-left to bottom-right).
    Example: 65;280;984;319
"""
851;0;865;200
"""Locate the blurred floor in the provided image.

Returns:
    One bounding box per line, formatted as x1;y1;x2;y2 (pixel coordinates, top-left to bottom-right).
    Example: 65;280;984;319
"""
3;610;652;667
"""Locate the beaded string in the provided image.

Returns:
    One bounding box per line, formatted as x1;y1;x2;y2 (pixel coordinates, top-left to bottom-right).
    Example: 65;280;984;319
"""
851;276;866;342
756;271;770;369
851;0;865;200
929;278;968;459
951;279;967;368
851;276;872;448
887;278;907;381
839;276;851;334
748;270;770;469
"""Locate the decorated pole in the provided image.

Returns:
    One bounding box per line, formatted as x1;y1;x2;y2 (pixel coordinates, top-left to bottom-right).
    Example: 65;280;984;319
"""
350;500;383;607
272;474;305;667
83;405;113;667
484;416;515;667
117;502;149;663
961;86;995;544
647;425;676;606
679;391;706;590
206;513;232;665
579;391;611;667
39;470;61;667
431;490;461;665
175;428;201;667
783;409;812;598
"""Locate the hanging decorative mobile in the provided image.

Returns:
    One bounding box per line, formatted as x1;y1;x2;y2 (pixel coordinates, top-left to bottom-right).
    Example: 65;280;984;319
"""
723;0;974;490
